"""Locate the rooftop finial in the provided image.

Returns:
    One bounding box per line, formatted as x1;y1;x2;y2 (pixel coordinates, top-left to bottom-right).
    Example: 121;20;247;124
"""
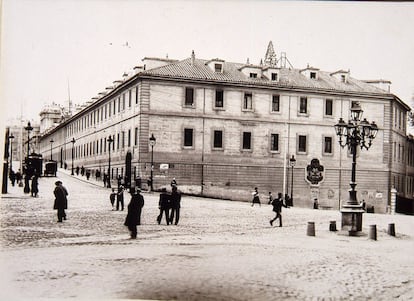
264;41;277;67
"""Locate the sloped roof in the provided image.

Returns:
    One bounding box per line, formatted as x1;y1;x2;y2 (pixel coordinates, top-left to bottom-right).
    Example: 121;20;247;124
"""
140;57;390;96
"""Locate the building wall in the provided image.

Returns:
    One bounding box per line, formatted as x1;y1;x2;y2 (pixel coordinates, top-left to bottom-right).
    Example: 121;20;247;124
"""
37;73;411;213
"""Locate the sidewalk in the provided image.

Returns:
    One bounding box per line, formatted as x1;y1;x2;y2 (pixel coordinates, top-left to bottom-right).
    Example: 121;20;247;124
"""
1;169;413;300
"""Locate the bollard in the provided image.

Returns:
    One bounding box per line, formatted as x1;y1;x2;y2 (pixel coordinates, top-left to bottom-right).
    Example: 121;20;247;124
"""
307;221;315;236
368;225;377;240
329;221;337;232
388;223;396;237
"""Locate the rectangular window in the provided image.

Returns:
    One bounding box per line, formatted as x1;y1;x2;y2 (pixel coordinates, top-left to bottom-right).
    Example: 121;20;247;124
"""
117;133;120;150
122;131;125;148
214;63;222;72
128;129;131;147
271;73;278;81
185;87;194;106
272;95;280;112
118;97;121;112
128;90;132;107
325;99;333;116
298;135;307;153
109;102;112;116
135;86;139;104
243;93;253;110
324;136;333;154
310;72;317;79
105;104;107;119
299;97;308;114
249;73;257;78
270;134;279;151
113;100;116;114
134;127;138;146
242;132;252;150
122;94;125;111
213;130;223;148
184;128;193;147
215;90;224;108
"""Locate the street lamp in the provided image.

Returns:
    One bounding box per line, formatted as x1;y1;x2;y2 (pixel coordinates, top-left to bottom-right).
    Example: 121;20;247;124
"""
107;136;114;188
24;122;33;193
334;101;378;235
289;155;296;207
149;134;156;192
50;139;54;161
71;138;76;175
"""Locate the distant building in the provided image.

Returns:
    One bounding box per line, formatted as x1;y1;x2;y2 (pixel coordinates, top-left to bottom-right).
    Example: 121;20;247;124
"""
37;42;413;213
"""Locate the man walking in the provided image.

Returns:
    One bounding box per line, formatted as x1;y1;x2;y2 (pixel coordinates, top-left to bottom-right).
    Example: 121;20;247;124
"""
109;188;116;210
53;181;68;223
116;185;124;211
157;188;171;225
251;187;261;207
270;192;287;227
124;188;144;239
169;186;181;225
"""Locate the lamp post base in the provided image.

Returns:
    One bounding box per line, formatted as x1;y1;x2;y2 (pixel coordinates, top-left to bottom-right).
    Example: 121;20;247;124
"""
341;204;364;236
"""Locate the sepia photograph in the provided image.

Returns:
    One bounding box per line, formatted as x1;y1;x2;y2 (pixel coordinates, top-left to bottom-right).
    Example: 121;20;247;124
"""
1;1;414;300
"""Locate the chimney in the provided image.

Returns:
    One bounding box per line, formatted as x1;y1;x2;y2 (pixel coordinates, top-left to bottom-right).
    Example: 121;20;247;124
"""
191;50;195;66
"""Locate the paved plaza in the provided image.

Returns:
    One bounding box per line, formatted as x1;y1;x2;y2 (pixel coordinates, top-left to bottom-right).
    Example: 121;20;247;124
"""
1;170;413;300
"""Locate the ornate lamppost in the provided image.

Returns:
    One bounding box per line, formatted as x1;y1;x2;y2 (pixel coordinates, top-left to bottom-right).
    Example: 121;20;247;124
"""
24;122;33;193
334;102;378;235
50;139;54;161
71;138;76;175
149;134;156;192
107;136;114;188
289;155;296;207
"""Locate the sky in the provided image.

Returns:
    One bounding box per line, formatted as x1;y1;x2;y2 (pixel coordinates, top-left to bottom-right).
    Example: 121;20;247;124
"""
1;0;414;124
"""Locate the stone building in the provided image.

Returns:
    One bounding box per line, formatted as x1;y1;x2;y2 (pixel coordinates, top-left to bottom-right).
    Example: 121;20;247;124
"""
37;43;413;213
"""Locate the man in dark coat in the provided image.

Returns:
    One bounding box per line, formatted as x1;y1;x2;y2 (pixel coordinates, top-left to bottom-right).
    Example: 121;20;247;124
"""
31;174;39;197
124;188;145;238
169;186;181;225
53;181;68;222
116;186;124;211
270;192;287;227
157;188;171;225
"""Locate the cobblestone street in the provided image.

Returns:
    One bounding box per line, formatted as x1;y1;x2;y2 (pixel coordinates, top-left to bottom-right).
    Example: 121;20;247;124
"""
1;170;413;300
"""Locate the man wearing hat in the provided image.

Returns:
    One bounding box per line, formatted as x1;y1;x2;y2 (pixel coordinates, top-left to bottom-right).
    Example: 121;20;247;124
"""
53;181;68;222
124;187;145;238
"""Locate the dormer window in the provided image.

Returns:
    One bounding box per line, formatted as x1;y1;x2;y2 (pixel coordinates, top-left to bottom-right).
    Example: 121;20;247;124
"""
310;72;317;79
341;75;346;82
206;58;225;73
271;73;278;81
250;73;257;78
214;63;223;73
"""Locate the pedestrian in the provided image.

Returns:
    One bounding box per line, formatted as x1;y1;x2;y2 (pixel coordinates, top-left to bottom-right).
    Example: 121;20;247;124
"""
270;192;287;227
96;169;101;181
110;188;116;210
103;173;107;187
81;166;85;176
313;198;319;209
169;185;181;225
53;181;68;222
157;188;171;225
31;174;39;197
171;177;177;187
284;193;291;208
124;188;144;239
361;199;366;211
116;185;124;211
9;169;16;186
86;170;91;180
267;191;273;204
76;166;80;176
15;169;22;185
251;187;261;207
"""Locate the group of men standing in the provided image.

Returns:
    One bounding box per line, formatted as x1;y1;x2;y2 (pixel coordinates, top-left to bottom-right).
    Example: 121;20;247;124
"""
157;185;182;226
